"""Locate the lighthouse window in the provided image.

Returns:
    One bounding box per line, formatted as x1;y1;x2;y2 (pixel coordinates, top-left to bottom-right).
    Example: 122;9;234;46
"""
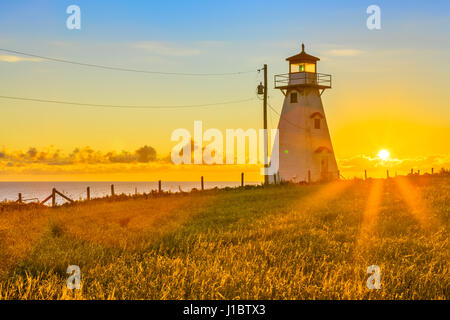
305;63;316;73
290;63;315;73
290;92;298;103
290;63;305;73
314;118;321;129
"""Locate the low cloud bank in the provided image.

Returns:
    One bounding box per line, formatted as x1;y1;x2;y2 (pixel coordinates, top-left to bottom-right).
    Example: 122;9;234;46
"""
0;145;158;167
0;146;448;179
337;154;450;177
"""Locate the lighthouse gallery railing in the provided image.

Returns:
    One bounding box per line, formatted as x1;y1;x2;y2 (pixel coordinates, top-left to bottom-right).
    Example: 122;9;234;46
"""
274;72;331;89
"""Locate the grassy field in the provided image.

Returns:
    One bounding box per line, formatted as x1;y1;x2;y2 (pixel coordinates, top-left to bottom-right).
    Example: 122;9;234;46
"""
0;176;448;299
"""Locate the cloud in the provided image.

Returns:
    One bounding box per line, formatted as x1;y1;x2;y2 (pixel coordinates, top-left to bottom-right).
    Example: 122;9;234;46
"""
0;55;43;63
135;145;157;163
49;41;79;48
106;151;136;164
326;49;364;57
133;41;201;57
337;154;450;177
196;41;229;48
27;147;38;158
0;145;161;166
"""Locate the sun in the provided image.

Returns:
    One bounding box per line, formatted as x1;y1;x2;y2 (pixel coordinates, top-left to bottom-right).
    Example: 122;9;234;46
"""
378;149;390;161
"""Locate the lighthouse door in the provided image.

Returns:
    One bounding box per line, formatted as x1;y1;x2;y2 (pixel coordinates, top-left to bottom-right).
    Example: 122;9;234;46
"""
320;157;329;180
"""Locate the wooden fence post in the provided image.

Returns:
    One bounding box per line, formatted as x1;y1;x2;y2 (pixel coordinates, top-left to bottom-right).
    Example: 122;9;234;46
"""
364;170;367;180
18;193;22;203
201;176;204;191
111;184;115;197
135;187;138;196
418;170;420;176
431;168;434;174
158;180;162;193
308;170;311;184
411;168;413;175
87;187;90;201
386;170;389;179
51;188;56;207
241;172;244;187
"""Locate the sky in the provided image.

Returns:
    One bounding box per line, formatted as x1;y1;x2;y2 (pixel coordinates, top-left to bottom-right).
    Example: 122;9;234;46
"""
0;0;449;181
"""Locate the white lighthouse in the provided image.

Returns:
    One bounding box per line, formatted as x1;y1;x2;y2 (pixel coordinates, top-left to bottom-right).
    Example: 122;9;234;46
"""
273;44;338;182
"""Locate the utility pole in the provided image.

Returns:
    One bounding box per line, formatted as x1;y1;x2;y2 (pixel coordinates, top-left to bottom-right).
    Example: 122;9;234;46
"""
257;64;269;185
263;64;269;185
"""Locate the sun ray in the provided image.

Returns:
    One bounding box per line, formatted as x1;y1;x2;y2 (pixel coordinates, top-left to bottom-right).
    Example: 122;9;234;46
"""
394;177;436;230
353;178;384;258
273;180;355;228
298;180;354;212
360;179;384;233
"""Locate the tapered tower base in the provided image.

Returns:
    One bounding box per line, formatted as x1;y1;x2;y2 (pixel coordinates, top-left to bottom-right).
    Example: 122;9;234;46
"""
276;87;338;183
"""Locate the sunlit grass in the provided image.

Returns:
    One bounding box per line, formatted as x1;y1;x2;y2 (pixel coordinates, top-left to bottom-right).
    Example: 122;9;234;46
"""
0;177;448;299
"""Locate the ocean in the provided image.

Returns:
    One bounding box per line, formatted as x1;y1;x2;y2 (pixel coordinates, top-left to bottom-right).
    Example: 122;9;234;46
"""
0;181;260;204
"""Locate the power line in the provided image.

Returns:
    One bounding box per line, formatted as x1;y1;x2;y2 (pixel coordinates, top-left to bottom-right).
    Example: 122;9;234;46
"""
268;102;305;130
0;95;255;109
267;103;281;117
0;48;257;76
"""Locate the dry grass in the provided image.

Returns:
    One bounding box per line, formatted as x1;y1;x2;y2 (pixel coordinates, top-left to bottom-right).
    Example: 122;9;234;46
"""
0;176;448;299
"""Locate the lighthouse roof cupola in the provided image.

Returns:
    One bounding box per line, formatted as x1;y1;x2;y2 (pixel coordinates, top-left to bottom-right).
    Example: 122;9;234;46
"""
274;43;331;91
286;43;320;63
286;43;319;74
